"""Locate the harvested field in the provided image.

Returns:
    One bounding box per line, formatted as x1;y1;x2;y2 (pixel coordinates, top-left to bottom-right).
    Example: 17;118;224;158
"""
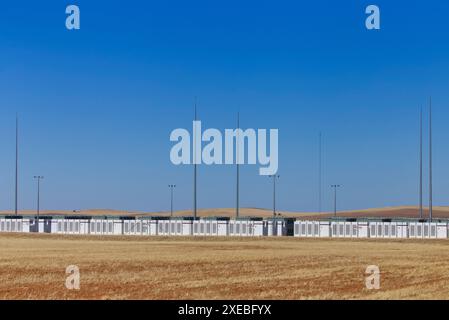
1;233;449;299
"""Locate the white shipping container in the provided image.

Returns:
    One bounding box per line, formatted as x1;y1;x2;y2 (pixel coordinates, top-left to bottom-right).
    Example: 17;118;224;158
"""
217;220;229;236
437;223;447;238
148;219;159;235
228;219;263;237
409;222;444;239
251;220;264;237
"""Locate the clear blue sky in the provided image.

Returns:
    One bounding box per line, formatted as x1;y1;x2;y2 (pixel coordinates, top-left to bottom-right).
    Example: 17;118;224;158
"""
1;1;449;213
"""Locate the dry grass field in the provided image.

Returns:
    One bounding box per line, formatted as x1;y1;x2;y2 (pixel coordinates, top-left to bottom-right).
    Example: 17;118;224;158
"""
2;233;449;299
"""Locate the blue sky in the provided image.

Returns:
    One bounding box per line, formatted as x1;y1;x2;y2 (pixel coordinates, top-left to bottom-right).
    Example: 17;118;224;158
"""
1;1;449;213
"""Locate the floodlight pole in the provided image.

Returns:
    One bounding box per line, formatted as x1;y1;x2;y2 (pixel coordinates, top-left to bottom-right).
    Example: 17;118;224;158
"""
169;185;176;217
236;112;240;219
419;107;423;219
319;132;322;214
193;99;198;219
15;114;18;216
269;175;280;218
429;97;433;222
34;176;44;218
331;185;341;217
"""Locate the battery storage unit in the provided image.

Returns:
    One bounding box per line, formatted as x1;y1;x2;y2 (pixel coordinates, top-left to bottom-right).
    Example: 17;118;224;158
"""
170;217;195;236
264;218;295;236
229;217;264;237
408;221;447;239
294;220;331;237
2;215;449;240
193;217;229;236
330;220;368;238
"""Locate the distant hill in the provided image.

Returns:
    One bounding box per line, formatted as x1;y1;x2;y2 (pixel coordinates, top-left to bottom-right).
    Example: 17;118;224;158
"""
1;206;449;219
297;206;449;220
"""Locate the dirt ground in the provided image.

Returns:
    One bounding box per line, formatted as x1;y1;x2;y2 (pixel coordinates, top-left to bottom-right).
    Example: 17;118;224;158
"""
1;233;449;300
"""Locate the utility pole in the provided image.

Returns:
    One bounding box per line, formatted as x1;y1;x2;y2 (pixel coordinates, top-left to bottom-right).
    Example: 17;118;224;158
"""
15;114;18;216
419;107;423;219
236;112;240;219
169;185;176;217
331;185;341;217
34;176;44;218
269;175;280;218
319;132;322;214
429;97;433;222
193;99;198;219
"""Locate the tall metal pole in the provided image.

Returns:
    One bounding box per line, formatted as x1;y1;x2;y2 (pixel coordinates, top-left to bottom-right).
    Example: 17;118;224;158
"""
34;176;44;218
429;97;433;221
270;175;280;218
236;112;240;219
331;185;341;217
419;107;423;219
193;99;197;219
169;185;176;217
37;178;40;217
273;176;276;218
15;114;18;216
319;132;322;214
333;186;337;217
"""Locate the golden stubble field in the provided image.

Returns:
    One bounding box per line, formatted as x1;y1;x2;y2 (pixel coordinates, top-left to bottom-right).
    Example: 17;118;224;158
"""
1;233;449;300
